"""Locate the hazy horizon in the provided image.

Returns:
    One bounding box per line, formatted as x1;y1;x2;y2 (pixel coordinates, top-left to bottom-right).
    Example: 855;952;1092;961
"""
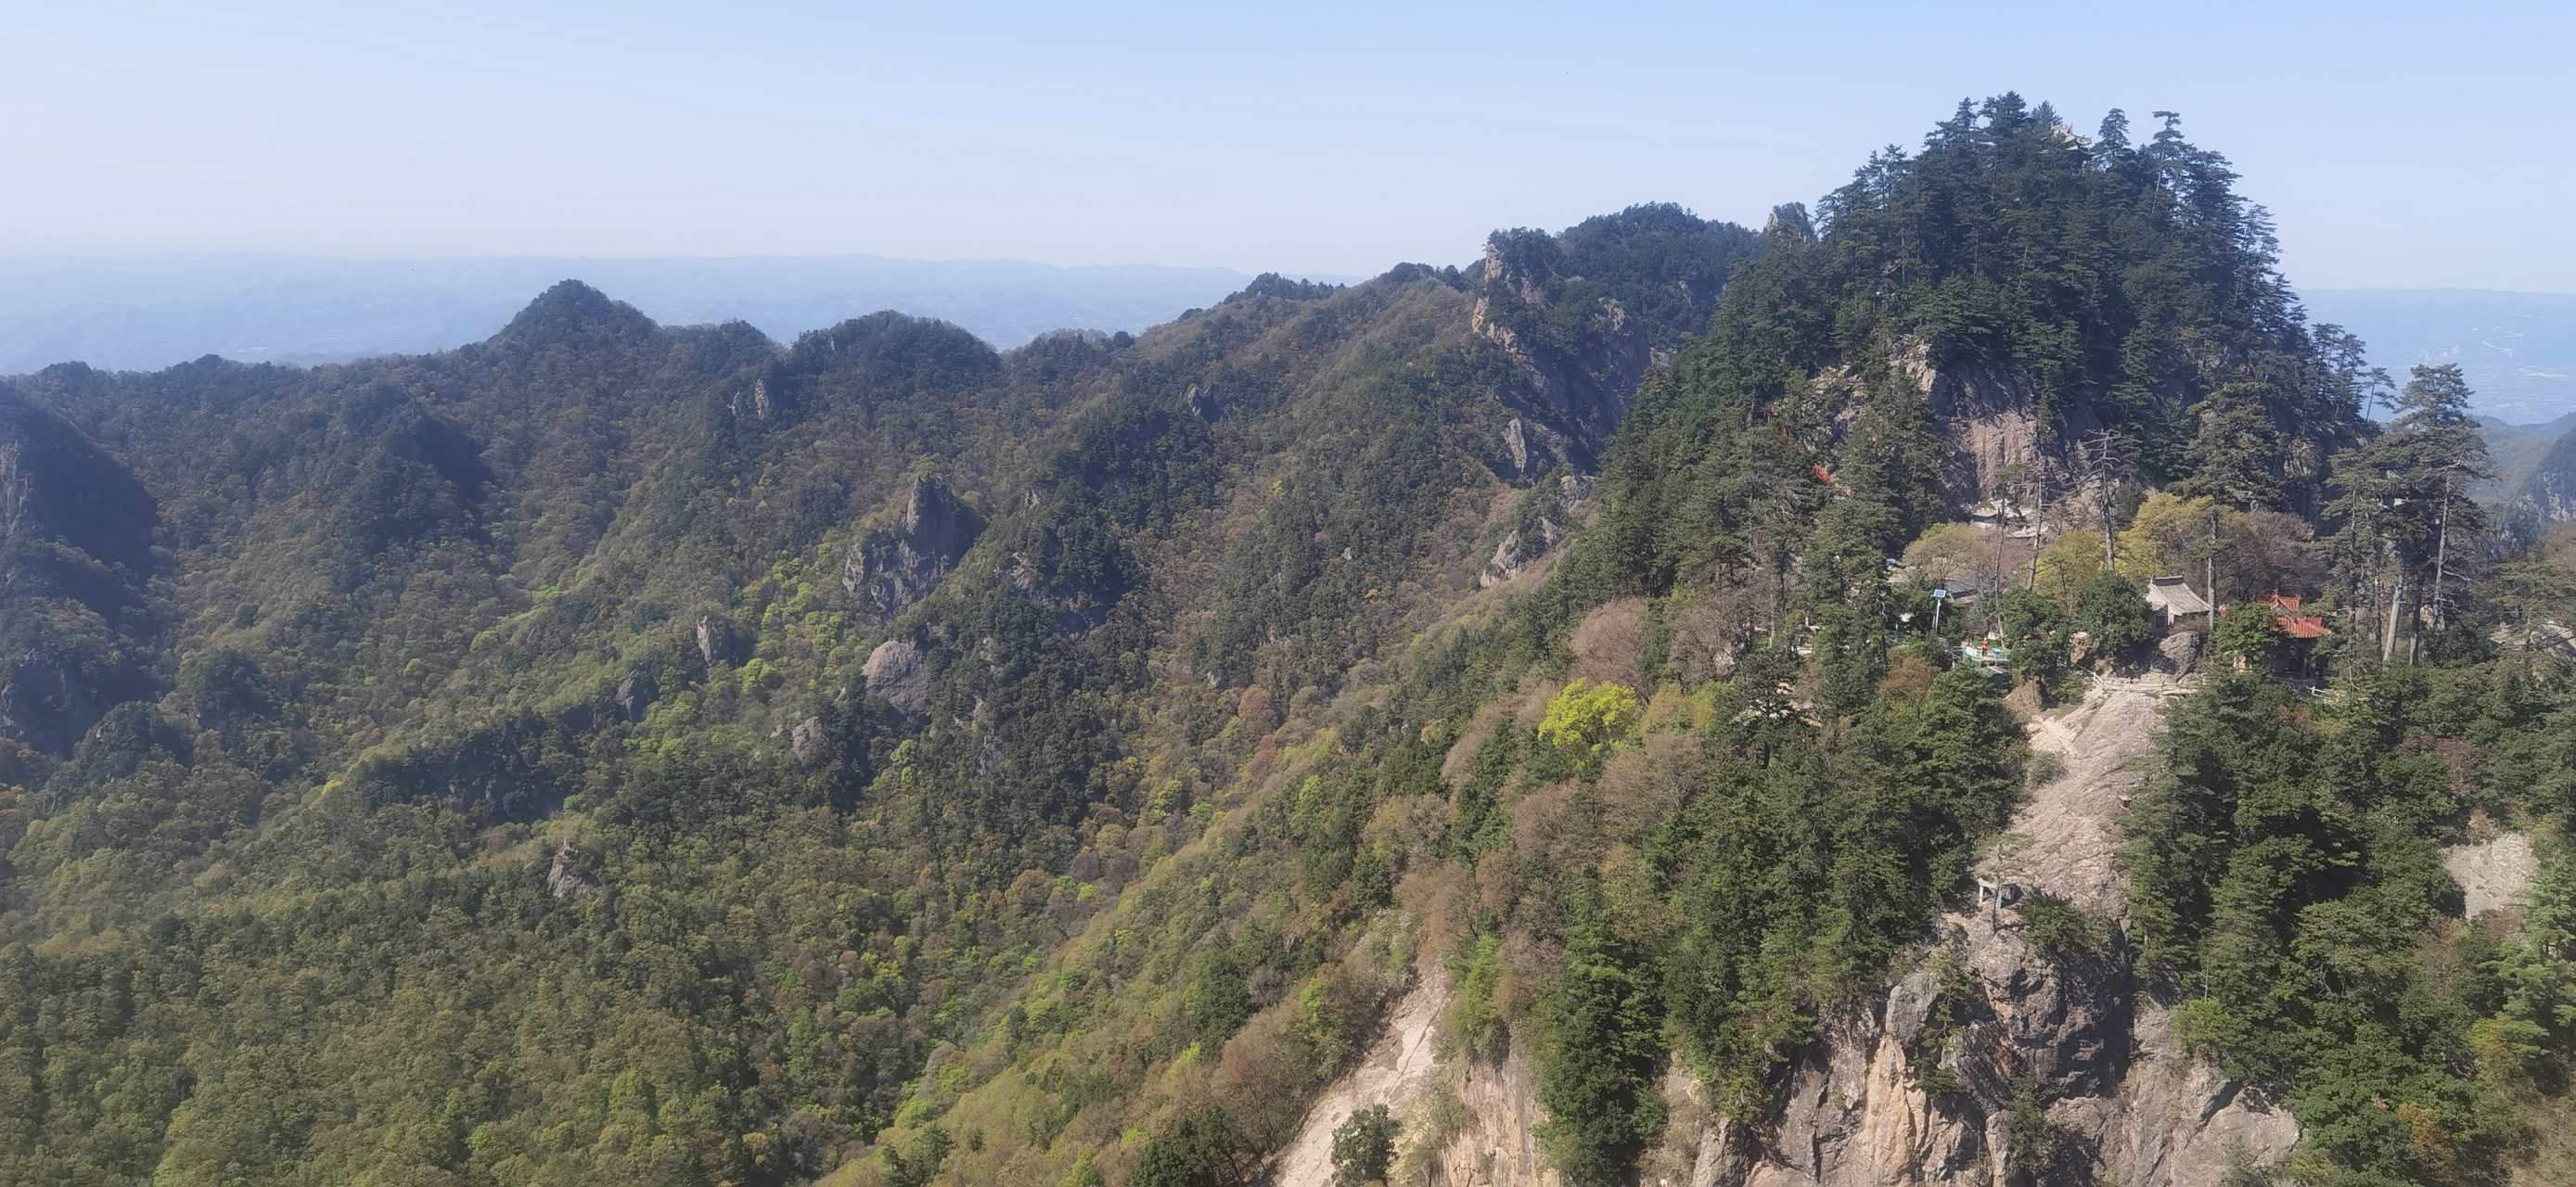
6;2;2571;290
0;251;1287;375
9;248;2575;424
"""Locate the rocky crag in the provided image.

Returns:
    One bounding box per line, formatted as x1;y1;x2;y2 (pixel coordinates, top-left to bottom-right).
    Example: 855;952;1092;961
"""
1277;677;2303;1187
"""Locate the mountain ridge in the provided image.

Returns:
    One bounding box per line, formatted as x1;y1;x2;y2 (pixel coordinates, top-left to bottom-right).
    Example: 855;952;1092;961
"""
2;107;2573;1187
0;252;1300;375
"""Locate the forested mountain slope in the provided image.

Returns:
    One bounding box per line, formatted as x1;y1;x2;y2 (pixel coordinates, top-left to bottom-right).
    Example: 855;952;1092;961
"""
2507;421;2576;537
0;204;1756;1186
3;98;2573;1187
872;98;2574;1187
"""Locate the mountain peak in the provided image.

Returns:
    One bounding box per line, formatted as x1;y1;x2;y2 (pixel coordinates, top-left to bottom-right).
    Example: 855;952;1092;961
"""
492;280;660;351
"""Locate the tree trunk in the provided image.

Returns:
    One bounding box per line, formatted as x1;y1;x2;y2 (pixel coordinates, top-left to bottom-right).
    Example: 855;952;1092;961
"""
2382;568;2404;662
2029;479;2044;591
2207;506;2220;632
2429;493;2451;639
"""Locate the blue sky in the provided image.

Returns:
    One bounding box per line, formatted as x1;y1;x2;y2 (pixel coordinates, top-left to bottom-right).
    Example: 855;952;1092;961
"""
4;1;2569;289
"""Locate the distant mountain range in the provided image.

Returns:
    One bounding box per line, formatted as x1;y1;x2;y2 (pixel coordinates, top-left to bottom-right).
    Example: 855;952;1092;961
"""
2475;408;2576;493
0;253;1281;374
7;107;2573;1187
2305;288;2576;530
6;262;2570;428
2303;287;2576;423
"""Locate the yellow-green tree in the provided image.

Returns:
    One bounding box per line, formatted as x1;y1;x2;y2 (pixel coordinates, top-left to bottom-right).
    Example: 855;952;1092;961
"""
2114;492;2248;585
1538;679;1643;754
2034;530;2106;612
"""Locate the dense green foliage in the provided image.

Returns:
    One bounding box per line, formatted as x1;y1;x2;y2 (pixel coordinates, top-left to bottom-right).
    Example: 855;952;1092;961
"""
1569;95;2374;619
2123;661;2574;1185
2326;364;2498;662
5;93;2570;1187
0;202;1765;1186
1326;1104;1398;1187
1480;203;1761;355
1126;1105;1252;1187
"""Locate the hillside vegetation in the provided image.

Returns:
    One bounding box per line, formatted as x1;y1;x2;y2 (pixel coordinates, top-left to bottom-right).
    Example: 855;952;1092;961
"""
0;100;2571;1187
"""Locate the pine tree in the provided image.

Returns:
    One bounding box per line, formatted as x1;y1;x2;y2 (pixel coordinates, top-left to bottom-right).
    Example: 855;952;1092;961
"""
2170;382;2282;614
2325;364;2494;658
2174;382;2283;513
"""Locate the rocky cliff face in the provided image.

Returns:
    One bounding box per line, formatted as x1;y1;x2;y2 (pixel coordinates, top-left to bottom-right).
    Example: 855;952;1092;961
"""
842;474;982;619
2506;424;2576;540
1882;345;2115;514
1671;916;2293;1187
1269;976;1560;1187
1470;242;1653;477
1288;680;2300;1187
1724;680;2293;1187
1686;679;2295;1187
1480;475;1594;589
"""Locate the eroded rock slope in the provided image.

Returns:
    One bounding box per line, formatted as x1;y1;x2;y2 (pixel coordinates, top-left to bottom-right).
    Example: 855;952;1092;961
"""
1290;677;2301;1187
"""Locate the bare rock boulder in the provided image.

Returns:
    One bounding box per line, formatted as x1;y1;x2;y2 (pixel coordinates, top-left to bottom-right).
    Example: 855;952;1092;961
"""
863;639;930;715
545;839;598;899
616;672;658;721
789;716;825;764
698;615;749;670
2153;631;2201;676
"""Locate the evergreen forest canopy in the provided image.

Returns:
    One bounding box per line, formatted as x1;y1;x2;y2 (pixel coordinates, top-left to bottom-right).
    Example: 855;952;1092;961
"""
0;96;2569;1187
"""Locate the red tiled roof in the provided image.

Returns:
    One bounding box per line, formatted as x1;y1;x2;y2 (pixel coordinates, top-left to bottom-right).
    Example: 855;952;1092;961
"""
2220;591;2333;638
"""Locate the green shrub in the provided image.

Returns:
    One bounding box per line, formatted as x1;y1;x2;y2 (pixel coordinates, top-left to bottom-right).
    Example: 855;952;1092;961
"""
1441;933;1508;1062
1129;1105;1253;1187
2076;573;2152;655
2015;891;2108;960
2005;1068;2052;1172
2210;601;2283;663
1329;1104;1401;1187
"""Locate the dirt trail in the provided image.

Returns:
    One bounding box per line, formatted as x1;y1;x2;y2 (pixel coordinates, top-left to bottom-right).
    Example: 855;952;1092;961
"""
1996;674;2189;913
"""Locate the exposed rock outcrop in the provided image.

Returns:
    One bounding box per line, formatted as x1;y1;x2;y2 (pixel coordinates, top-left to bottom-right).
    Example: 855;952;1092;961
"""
1274;976;1456;1186
2442;831;2537;920
1300;679;2300;1187
864;638;929;715
1471;240;1651;471
1886;346;2108;514
2152;632;2201;677
1271;973;1559;1187
1667;913;2294;1187
843;475;981;619
2506;424;2576;540
545;838;598;899
1481;475;1596;588
616;671;658;721
698;614;748;670
1700;678;2292;1186
1675;679;2293;1187
1481;520;1563;589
